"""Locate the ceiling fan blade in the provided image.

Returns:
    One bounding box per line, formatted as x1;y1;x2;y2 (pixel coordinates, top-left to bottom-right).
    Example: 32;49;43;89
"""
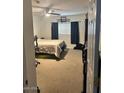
32;5;47;9
32;5;62;11
49;13;61;16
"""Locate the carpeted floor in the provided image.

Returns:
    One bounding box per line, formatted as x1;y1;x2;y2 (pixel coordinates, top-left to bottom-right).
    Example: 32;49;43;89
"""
36;49;84;93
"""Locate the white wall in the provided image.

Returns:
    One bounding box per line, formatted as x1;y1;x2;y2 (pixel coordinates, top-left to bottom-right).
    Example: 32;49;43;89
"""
33;14;86;48
58;21;85;48
59;23;71;48
33;15;58;39
33;16;46;38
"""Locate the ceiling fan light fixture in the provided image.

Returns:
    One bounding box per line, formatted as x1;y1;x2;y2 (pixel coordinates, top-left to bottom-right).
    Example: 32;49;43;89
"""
45;13;50;17
48;10;52;13
35;0;40;4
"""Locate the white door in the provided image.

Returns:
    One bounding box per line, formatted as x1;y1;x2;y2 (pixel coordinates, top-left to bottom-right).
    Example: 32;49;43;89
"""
23;0;37;93
86;0;101;93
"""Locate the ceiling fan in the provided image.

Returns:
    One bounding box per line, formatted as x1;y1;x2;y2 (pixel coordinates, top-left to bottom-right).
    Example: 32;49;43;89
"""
32;5;61;16
32;0;62;16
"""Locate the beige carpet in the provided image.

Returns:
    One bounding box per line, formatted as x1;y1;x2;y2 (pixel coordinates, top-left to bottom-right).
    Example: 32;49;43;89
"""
36;49;84;93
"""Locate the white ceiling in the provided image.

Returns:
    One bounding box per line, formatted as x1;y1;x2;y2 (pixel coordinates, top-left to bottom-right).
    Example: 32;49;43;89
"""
32;0;89;16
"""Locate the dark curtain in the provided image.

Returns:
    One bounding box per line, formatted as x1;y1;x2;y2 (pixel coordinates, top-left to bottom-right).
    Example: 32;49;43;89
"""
71;22;79;44
51;22;58;39
85;19;88;43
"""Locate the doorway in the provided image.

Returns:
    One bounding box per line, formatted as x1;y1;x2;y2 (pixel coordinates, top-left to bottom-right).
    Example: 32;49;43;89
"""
32;0;86;92
23;0;101;93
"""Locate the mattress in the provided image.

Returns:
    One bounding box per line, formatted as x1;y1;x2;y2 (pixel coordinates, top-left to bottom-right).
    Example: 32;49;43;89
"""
36;39;66;58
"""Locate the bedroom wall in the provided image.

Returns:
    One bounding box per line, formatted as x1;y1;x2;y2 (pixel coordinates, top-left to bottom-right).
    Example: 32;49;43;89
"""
33;15;58;39
58;21;85;48
33;14;86;48
33;15;46;38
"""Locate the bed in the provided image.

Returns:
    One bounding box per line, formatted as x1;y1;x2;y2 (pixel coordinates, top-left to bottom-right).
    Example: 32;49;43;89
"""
35;39;66;58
